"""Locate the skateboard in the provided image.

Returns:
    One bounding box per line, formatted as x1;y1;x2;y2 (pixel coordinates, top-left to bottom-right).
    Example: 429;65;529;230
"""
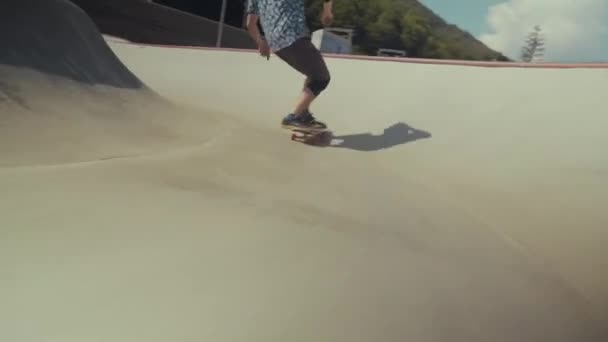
286;127;333;146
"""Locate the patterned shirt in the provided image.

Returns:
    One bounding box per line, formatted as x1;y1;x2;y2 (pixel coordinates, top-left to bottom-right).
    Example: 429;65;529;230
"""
246;0;310;52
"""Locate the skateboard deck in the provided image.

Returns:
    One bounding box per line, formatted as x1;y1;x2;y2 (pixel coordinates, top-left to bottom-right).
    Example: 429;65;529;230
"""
286;127;333;146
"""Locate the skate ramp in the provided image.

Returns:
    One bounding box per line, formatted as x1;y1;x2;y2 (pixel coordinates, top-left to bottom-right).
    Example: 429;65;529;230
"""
2;1;608;341
0;0;142;88
0;0;222;166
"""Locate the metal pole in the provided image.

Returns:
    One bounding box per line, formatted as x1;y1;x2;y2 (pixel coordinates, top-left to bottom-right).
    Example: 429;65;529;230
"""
216;0;228;47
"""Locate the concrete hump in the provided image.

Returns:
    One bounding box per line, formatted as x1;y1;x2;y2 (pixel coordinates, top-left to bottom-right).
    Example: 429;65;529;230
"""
0;0;144;89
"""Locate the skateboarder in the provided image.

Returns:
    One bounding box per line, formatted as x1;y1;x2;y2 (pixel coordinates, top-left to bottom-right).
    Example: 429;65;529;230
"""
245;0;334;130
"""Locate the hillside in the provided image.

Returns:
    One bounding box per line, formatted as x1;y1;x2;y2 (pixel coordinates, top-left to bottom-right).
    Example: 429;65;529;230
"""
304;0;509;60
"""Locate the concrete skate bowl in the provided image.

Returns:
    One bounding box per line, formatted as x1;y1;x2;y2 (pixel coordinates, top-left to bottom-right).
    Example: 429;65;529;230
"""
0;0;219;167
2;1;608;342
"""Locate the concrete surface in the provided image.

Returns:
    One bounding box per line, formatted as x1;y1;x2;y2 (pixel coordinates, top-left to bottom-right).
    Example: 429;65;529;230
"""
1;1;607;341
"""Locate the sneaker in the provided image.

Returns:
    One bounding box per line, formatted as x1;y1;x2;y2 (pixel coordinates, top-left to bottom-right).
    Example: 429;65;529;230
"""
281;111;327;131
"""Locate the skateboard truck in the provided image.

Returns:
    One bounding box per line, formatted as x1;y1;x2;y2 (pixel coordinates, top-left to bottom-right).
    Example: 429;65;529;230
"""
290;129;333;146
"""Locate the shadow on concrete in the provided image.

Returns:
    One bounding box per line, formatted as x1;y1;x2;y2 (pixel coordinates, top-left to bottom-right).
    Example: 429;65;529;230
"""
330;122;431;151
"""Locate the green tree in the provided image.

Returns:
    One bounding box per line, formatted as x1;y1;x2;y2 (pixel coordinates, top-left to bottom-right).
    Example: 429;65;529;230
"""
521;25;545;62
400;9;431;55
302;0;508;61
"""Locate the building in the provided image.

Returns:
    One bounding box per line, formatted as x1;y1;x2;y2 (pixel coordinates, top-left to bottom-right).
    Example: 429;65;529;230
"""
311;28;353;54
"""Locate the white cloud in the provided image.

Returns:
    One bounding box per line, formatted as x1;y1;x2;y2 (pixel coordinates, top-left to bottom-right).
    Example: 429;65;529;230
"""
478;0;608;62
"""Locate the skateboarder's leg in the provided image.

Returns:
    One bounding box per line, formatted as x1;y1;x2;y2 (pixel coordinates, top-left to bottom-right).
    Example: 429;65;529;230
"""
275;37;330;119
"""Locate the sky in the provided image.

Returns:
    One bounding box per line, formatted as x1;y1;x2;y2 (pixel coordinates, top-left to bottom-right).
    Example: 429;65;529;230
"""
420;0;608;62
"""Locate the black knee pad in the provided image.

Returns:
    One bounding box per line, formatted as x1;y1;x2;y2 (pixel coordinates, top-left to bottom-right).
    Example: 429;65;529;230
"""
307;78;330;96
